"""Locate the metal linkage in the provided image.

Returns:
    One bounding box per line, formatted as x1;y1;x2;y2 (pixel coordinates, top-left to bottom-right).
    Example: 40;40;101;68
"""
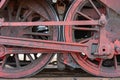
0;36;88;57
0;20;99;26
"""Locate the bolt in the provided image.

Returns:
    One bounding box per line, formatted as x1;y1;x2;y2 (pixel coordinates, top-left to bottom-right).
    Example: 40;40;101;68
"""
99;14;107;26
100;20;106;25
115;47;120;52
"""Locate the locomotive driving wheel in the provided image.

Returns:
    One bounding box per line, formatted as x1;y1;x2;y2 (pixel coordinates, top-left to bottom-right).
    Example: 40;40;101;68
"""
0;0;59;78
64;0;120;77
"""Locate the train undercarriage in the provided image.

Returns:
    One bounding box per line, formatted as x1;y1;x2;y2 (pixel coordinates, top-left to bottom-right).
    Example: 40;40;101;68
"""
0;0;119;78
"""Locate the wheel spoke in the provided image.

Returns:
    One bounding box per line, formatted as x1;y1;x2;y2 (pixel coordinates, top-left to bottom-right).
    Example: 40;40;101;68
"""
34;54;38;59
1;55;9;68
79;37;93;43
76;11;93;20
8;7;13;21
27;54;34;63
40;36;48;40
88;0;101;16
15;54;21;68
39;17;46;22
15;4;22;21
83;55;88;60
24;32;51;36
73;26;99;31
21;10;33;22
98;59;103;69
23;54;27;61
114;56;118;69
25;0;49;21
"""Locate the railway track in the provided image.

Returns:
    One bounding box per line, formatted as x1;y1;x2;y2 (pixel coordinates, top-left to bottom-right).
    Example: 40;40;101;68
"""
34;68;93;77
0;68;119;80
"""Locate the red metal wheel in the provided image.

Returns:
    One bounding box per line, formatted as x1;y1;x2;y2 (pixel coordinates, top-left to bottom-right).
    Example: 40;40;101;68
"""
0;0;59;78
64;0;120;77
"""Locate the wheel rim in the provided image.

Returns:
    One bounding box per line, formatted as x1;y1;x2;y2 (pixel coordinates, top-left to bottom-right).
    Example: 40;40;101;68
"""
64;0;120;77
0;0;59;78
0;0;6;8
